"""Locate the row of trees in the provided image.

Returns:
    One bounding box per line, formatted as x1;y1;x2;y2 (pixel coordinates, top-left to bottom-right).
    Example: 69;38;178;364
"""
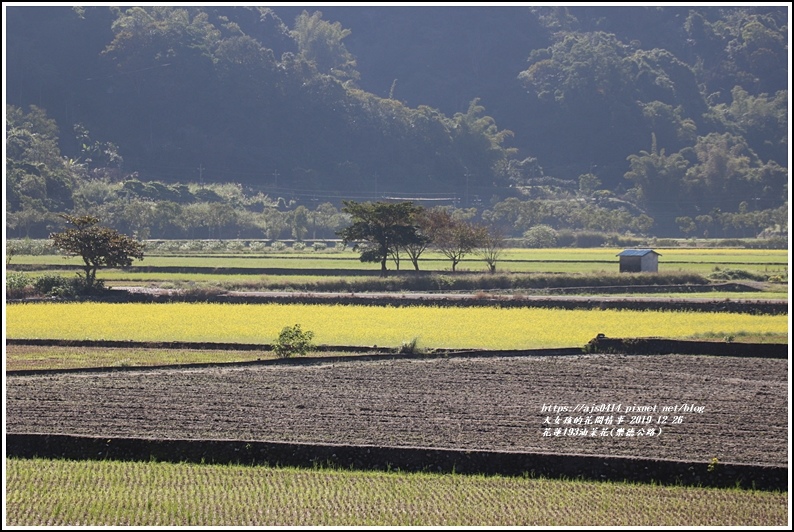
39;202;501;295
339;201;503;275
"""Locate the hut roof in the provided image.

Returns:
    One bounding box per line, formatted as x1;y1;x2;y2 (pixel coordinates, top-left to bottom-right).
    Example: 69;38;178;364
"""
616;249;661;257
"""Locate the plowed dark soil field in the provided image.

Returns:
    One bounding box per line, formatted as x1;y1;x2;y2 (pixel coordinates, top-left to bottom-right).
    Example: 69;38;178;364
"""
5;353;787;467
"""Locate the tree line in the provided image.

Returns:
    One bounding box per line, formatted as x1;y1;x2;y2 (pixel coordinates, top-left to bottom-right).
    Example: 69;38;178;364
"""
339;201;504;274
5;101;785;243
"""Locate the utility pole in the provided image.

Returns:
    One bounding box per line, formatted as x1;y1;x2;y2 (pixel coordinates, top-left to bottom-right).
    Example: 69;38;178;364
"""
464;169;471;208
273;170;280;188
198;163;204;189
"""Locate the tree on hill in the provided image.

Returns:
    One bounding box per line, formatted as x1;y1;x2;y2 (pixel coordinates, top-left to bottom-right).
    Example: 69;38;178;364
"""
50;214;145;293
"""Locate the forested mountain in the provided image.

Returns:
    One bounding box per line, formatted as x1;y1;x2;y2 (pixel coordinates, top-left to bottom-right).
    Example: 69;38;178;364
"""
5;5;789;239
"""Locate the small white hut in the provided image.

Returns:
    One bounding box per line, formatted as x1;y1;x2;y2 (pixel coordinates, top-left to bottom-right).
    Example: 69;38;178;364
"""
617;249;660;273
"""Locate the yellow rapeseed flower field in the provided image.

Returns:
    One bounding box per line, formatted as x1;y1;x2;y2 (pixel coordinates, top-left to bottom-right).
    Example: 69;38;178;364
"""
5;302;787;349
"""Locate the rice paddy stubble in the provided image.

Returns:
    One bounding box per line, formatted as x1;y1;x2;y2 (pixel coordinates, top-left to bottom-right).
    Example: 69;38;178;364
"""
5;458;787;526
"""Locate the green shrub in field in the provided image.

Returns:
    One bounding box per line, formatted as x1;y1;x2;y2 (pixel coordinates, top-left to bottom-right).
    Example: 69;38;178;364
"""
273;324;315;358
33;274;77;297
312;242;327;252
249;241;268;253
292;242;306;251
6;272;34;298
225;241;245;252
270;241;287;252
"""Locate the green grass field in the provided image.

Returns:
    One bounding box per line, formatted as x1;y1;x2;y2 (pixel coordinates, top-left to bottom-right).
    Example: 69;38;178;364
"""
9;247;788;275
5;458;787;526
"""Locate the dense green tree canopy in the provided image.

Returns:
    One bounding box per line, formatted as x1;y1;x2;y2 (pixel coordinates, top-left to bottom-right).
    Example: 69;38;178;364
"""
49;214;145;292
337;201;423;274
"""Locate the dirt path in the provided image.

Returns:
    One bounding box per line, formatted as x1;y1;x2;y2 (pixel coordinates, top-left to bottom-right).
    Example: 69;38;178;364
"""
6;353;787;466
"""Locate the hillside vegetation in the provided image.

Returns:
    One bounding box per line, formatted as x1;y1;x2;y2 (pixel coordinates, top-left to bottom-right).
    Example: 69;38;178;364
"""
5;6;788;239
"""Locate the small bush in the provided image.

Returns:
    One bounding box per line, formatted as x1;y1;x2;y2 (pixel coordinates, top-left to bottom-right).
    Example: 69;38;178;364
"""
273;324;315;358
249;241;268;253
434;275;455;290
270;241;287;252
7;271;31;290
292;242;306;251
6;272;35;298
397;337;425;355
312;242;327;252
71;276;106;295
225;240;245;252
33;274;76;297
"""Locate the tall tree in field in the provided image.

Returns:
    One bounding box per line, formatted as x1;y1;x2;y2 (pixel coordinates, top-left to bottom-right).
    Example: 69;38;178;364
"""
337;201;422;275
425;208;483;272
402;207;433;271
50;214;145;293
477;224;505;273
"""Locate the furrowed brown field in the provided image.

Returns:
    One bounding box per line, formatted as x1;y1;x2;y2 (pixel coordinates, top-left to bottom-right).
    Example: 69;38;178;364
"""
6;353;786;467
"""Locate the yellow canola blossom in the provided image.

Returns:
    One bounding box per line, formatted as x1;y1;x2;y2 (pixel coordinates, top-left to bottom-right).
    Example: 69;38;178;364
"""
6;302;787;350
